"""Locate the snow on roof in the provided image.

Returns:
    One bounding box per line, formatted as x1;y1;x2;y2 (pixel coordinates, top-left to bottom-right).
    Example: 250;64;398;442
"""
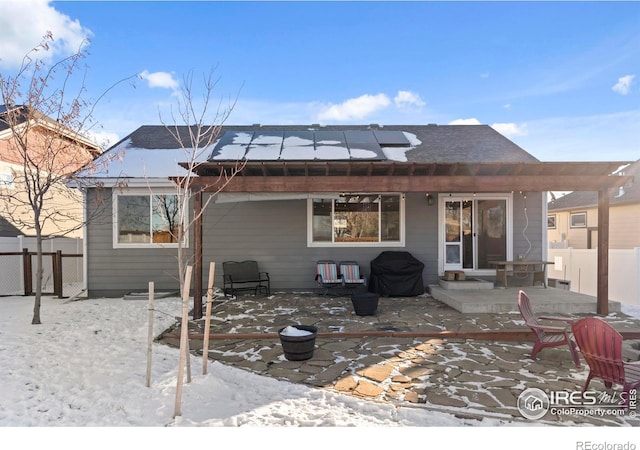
87;138;211;179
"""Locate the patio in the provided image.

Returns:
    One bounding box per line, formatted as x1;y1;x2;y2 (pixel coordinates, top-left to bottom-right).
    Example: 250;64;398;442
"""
427;283;622;314
158;289;640;426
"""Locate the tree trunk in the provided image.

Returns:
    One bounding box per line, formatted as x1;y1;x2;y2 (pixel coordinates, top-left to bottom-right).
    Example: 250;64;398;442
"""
31;224;43;325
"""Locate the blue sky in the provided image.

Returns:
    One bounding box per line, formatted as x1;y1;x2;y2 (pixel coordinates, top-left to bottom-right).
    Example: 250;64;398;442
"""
1;1;638;162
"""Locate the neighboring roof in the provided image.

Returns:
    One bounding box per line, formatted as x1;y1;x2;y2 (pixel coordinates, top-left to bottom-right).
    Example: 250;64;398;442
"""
0;104;25;134
548;160;640;211
0;104;101;156
0;215;24;237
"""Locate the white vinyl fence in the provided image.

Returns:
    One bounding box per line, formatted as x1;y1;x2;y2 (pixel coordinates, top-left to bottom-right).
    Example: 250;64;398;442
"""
547;247;640;307
0;236;83;297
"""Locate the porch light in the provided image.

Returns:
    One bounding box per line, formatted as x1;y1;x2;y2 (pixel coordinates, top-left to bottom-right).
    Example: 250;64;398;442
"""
426;193;434;206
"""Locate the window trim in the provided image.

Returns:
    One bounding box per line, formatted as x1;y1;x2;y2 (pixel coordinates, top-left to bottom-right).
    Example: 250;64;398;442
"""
307;193;406;247
547;214;556;229
112;189;187;249
570;211;587;228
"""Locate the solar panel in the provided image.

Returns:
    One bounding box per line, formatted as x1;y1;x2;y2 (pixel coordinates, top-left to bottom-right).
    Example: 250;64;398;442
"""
246;144;283;160
314;130;346;145
373;130;410;146
281;130;315;160
251;130;284;145
283;130;314;146
217;130;254;145
344;130;378;144
348;143;385;159
344;130;385;160
209;130;253;160
209;128;415;161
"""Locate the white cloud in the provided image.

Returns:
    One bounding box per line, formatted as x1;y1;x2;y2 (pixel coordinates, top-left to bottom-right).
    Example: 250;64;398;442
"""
394;90;425;108
612;74;635;95
317;94;391;121
449;118;481;125
490;122;528;137
0;0;92;69
503;103;512;110
87;130;121;150
139;70;179;90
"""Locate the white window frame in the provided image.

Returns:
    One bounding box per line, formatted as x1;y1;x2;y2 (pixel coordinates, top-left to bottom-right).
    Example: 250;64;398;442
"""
570;211;587;228
112;188;187;249
307;193;406;247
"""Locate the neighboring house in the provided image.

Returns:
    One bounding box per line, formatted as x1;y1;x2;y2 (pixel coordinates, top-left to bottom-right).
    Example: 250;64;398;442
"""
548;160;640;249
80;124;630;302
0;104;101;238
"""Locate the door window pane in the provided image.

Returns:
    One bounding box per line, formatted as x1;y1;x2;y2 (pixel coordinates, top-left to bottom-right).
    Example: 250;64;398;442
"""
477;199;506;269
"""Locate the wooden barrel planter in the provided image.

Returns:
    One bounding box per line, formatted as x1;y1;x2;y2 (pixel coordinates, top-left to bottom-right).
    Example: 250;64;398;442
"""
278;325;318;361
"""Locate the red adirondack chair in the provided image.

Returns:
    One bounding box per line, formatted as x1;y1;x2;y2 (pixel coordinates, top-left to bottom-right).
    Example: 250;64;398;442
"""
572;317;640;408
518;290;581;367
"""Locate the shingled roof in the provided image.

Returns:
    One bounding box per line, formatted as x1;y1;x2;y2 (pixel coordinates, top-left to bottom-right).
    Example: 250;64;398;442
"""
116;124;539;164
548;160;640;210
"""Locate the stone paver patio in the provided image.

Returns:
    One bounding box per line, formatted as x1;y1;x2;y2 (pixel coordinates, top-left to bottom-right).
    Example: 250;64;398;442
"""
158;291;640;426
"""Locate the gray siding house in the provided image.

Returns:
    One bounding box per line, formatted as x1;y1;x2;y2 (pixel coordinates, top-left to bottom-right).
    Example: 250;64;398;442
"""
81;124;629;305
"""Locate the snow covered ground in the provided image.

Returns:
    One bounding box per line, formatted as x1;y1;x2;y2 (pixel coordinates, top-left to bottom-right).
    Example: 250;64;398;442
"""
1;295;638;448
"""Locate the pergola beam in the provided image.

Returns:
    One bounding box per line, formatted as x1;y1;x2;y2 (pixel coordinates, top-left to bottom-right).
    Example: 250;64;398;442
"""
188;174;631;193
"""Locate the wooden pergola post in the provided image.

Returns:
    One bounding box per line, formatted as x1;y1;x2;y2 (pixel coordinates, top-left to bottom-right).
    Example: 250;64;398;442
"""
597;188;610;316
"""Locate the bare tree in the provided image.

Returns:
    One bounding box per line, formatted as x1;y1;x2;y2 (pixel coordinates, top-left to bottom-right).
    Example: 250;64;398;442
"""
158;69;245;319
0;33;133;324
